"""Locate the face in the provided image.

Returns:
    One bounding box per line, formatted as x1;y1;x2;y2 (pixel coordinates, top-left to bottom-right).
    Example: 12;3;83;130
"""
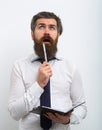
31;18;60;59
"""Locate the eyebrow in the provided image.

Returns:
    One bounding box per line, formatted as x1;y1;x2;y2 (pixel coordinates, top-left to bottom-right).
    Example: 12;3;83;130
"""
37;23;57;27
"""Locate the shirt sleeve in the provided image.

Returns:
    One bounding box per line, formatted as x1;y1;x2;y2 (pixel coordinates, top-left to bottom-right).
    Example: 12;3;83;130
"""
69;66;87;124
8;61;44;121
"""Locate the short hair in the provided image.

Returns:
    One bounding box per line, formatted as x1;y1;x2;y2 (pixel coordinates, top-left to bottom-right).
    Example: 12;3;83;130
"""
31;11;63;35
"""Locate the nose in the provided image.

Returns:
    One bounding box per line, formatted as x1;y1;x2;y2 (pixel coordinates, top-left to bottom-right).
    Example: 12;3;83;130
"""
44;26;50;34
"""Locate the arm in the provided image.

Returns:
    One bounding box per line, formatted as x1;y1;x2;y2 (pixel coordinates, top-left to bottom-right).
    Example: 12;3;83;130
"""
8;61;43;121
69;66;87;124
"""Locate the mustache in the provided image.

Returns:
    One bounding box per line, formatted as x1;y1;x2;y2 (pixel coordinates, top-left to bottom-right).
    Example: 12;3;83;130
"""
40;35;54;44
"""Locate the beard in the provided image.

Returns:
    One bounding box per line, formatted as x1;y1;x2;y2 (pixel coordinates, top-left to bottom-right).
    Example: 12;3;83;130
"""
33;34;58;60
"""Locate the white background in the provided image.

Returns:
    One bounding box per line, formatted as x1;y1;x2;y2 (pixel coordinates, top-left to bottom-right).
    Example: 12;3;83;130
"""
0;0;101;130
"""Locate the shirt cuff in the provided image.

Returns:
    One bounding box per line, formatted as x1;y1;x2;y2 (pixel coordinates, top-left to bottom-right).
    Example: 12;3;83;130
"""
29;81;44;96
70;112;80;124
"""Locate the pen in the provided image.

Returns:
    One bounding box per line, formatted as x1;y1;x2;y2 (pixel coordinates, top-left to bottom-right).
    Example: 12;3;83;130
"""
42;43;47;62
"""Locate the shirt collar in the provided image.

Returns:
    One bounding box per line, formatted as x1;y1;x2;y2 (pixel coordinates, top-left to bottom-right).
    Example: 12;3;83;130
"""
31;55;60;63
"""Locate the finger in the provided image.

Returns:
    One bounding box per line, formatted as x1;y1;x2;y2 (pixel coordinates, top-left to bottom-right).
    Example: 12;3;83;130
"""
42;61;49;66
47;113;63;123
41;64;52;72
47;113;58;120
39;64;52;74
54;113;63;119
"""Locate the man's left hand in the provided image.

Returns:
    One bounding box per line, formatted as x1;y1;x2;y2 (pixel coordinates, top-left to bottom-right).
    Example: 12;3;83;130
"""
45;111;72;124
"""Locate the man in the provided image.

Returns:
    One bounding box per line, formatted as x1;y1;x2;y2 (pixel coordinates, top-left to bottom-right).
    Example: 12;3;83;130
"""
8;11;87;130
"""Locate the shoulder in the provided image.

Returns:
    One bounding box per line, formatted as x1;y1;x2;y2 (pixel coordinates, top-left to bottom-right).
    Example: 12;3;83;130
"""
57;57;76;69
13;53;36;68
56;57;79;77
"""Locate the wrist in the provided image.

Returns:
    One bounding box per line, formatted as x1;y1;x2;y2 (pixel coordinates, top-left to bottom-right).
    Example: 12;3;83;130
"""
37;80;44;88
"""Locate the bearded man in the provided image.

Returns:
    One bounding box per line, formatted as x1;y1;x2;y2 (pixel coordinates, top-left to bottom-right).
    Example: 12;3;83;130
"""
8;11;87;130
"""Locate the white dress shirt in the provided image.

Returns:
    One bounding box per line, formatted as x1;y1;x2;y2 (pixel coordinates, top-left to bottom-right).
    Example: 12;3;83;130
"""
8;54;87;130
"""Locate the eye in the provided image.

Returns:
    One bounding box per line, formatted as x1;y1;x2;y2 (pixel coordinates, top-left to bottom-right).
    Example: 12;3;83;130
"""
38;25;45;30
49;25;56;30
49;25;57;31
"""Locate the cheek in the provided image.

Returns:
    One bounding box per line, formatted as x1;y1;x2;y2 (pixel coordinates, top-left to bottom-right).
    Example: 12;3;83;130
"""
52;33;59;40
34;31;43;39
51;31;58;37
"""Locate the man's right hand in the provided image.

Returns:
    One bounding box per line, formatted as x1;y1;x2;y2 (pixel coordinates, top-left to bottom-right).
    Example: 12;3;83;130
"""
37;61;52;88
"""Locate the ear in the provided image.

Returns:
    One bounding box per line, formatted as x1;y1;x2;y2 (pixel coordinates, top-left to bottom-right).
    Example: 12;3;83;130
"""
58;33;60;37
31;31;34;40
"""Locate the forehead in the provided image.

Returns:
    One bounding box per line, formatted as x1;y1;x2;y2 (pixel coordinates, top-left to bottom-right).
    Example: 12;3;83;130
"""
36;18;57;26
